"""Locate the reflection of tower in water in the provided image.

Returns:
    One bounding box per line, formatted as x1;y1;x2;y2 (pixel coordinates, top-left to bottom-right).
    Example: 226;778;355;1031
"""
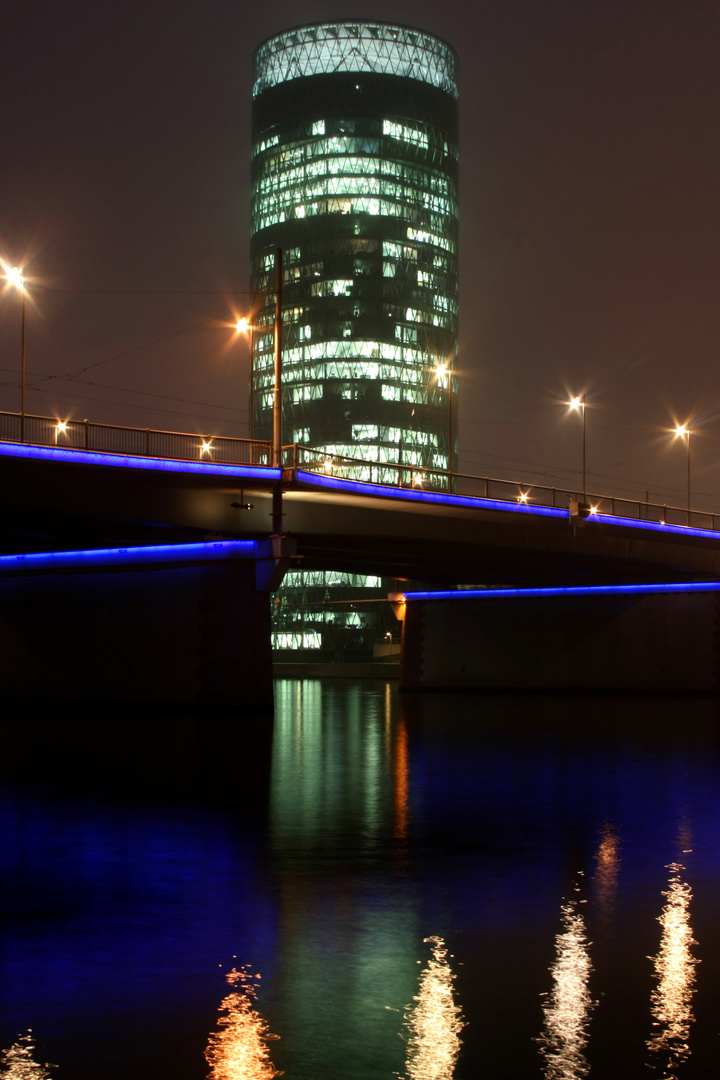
402;935;465;1080
646;862;699;1077
538;884;595;1080
205;967;282;1080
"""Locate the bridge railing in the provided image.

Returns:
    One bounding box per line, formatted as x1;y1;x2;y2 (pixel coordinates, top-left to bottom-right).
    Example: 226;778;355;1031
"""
0;411;271;466
2;411;718;533
287;443;720;533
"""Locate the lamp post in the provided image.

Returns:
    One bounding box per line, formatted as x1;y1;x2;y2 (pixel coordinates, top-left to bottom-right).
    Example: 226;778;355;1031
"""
674;424;691;514
236;315;255;444
434;360;453;481
569;395;586;498
2;264;27;442
238;248;284;534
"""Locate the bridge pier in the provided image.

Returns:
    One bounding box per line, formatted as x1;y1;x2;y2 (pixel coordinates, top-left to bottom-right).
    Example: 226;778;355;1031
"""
398;584;720;693
0;539;294;711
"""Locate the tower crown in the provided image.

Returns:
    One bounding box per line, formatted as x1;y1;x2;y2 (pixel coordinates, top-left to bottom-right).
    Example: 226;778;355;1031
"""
253;21;459;100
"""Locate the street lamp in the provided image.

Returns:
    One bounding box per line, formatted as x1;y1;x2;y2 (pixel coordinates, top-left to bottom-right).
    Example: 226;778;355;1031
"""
434;359;454;479
237;248;283;533
2;262;27;442
235;316;255;441
568;395;586;498
674;424;691;513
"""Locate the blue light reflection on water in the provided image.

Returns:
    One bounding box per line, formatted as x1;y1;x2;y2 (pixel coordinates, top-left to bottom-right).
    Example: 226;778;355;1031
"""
1;684;720;1078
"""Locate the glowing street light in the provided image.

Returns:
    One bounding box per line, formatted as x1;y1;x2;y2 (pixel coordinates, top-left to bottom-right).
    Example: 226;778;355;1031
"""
2;261;27;442
237;248;283;535
434;359;454;479
236;250;282;469
674;424;692;512
568;394;586;497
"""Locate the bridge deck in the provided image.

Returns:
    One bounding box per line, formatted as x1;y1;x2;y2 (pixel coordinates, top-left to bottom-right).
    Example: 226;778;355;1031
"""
3;439;720;586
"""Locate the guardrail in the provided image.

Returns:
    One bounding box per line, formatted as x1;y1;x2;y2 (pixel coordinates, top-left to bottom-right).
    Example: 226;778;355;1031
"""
0;411;271;466
287;443;720;533
1;410;718;534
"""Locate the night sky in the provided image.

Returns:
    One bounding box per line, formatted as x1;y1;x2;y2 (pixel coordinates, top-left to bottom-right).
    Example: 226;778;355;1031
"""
2;0;719;510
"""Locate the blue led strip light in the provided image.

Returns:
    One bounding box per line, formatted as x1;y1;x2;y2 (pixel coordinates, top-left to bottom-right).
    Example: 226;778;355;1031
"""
0;540;260;573
295;470;567;518
590;513;720;541
0;440;281;480
403;581;720;602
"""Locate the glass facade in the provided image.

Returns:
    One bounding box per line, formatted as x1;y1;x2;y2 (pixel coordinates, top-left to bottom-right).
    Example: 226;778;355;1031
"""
270;569;400;660
250;21;458;655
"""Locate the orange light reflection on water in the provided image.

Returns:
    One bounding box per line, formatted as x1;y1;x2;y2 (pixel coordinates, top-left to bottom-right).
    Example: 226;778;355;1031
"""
0;1030;56;1078
646;862;699;1077
538;887;595;1080
394;717;409;841
402;935;465;1080
205;967;282;1080
592;823;621;926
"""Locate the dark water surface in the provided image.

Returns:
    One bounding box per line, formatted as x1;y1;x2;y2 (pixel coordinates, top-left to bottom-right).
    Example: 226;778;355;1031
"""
2;680;720;1078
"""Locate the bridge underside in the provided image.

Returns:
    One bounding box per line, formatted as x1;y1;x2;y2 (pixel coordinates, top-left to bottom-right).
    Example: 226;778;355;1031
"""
4;454;720;587
3;449;720;703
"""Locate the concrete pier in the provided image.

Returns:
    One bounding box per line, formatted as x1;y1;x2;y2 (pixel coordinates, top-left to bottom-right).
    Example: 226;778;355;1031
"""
0;541;293;711
399;585;720;692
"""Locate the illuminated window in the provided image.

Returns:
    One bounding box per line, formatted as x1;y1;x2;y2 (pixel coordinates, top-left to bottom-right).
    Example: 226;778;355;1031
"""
271;632;322;649
352;424;379;441
383;118;429;150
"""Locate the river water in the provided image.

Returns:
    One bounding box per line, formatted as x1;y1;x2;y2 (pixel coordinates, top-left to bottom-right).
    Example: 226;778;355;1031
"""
2;679;720;1079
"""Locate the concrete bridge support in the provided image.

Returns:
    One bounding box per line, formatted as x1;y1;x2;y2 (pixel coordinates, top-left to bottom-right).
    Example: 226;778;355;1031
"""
0;539;294;711
399;585;720;693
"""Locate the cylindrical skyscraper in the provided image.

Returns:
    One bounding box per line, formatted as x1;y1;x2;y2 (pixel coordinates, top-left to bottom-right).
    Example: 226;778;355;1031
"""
250;20;459;477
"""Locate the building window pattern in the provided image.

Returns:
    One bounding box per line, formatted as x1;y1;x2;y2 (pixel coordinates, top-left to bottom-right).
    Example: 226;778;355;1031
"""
270;570;397;653
252;151;458;236
251;20;457;655
252;23;459;100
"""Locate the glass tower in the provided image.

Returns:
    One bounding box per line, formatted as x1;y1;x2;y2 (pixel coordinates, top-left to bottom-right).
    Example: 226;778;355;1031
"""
250;21;459;658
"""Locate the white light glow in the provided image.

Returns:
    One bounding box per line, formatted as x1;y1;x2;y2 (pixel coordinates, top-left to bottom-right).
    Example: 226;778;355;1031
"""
538;891;595;1079
402;936;465;1080
646;862;699;1074
54;421;69;445
2;263;25;291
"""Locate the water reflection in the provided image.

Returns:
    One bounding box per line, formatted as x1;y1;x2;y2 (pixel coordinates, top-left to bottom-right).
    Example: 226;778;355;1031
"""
538;884;595;1079
402;936;465;1080
646;862;699;1077
393;717;409;842
592;823;621;927
0;1031;56;1078
205;967;281;1080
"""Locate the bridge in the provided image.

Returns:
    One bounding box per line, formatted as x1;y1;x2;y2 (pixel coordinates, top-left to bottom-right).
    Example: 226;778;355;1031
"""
2;410;720;706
